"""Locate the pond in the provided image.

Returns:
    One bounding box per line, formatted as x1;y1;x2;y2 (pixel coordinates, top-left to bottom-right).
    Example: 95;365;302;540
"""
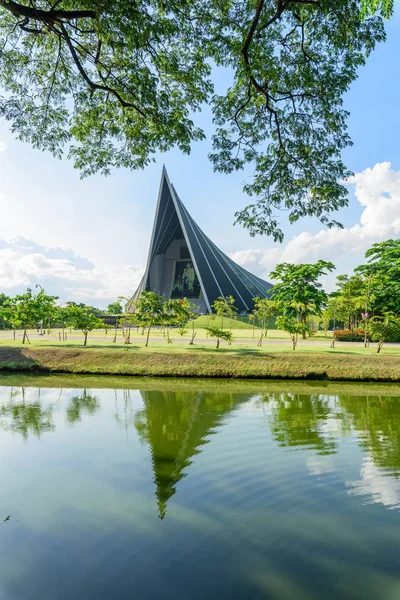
1;375;400;599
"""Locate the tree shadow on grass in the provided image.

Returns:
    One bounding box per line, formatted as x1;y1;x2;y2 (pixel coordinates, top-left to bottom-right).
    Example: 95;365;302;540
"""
319;350;374;356
184;346;276;356
40;343;142;351
0;347;41;371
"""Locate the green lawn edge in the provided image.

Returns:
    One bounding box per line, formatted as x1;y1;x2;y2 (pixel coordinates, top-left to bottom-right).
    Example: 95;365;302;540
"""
1;346;400;382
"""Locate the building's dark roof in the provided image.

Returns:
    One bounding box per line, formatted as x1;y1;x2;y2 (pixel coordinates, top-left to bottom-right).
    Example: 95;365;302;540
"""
127;167;272;313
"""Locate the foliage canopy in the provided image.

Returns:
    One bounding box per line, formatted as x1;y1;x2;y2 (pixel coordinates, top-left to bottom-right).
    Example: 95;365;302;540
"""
0;0;388;239
270;260;335;323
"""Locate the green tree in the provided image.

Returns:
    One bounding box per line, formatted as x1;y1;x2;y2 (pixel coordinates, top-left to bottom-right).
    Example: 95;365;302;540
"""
0;288;58;343
0;1;387;238
319;309;332;337
136;291;165;347
211;296;237;331
0;293;10;329
331;273;366;330
270;261;335;337
252;297;280;346
121;313;138;345
369;314;400;353
275;315;309;351
162;298;195;344
205;327;233;349
355;239;400;314
66;304;104;346
107;301;123;314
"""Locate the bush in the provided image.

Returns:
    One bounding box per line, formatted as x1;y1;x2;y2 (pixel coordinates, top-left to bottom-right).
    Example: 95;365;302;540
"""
334;329;366;342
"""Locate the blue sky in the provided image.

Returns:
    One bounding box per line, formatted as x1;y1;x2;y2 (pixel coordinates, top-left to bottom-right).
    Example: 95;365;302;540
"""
1;6;400;306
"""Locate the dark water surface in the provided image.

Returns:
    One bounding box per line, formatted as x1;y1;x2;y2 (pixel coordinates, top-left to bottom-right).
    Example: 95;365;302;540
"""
1;375;400;600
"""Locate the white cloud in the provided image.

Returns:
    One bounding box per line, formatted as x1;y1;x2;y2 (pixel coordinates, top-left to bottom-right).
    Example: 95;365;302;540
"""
0;237;143;307
347;457;400;510
0;141;6;152
229;162;400;287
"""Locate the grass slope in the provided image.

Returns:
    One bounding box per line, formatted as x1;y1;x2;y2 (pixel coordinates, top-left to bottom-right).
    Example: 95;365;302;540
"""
1;346;400;381
193;315;261;329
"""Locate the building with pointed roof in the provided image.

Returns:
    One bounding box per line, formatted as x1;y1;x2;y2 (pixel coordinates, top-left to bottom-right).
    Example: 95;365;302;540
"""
127;168;272;314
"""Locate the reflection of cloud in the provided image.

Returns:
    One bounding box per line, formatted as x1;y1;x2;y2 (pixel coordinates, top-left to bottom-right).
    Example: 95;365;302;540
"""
0;236;144;306
229;162;400;288
347;457;400;509
307;455;335;476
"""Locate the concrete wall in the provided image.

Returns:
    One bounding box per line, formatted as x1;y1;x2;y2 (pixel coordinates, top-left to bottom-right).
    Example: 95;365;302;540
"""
148;239;208;313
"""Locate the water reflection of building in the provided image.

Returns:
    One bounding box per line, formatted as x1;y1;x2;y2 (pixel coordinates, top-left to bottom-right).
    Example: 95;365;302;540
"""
134;390;244;519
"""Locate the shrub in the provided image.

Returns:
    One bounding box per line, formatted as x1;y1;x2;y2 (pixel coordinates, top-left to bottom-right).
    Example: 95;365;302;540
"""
334;329;366;342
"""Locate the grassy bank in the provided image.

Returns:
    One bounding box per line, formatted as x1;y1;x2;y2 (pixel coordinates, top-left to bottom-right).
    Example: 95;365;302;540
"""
1;345;400;381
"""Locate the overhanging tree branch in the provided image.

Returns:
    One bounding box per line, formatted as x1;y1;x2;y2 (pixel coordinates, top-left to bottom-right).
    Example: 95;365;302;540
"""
0;0;96;22
58;22;146;117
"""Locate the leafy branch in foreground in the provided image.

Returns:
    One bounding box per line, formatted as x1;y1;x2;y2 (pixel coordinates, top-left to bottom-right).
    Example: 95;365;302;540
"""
0;0;388;238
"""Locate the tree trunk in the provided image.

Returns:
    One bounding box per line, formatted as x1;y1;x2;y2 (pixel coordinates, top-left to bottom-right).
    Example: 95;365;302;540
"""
22;328;27;344
84;332;88;346
167;328;172;343
13;329;15;340
189;320;195;344
265;316;271;338
257;333;263;347
145;326;151;347
301;315;307;339
377;340;384;353
292;335;297;351
216;338;220;349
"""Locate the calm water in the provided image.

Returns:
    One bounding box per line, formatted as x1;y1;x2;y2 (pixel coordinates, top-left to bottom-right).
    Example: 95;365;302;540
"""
1;376;400;599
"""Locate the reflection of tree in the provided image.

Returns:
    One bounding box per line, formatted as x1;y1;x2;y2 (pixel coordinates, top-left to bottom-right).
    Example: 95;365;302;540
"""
263;393;347;455
66;390;100;424
0;388;54;440
133;390;242;519
339;395;400;475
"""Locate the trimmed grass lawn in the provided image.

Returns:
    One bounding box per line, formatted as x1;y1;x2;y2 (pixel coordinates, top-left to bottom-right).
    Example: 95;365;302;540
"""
0;328;398;355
